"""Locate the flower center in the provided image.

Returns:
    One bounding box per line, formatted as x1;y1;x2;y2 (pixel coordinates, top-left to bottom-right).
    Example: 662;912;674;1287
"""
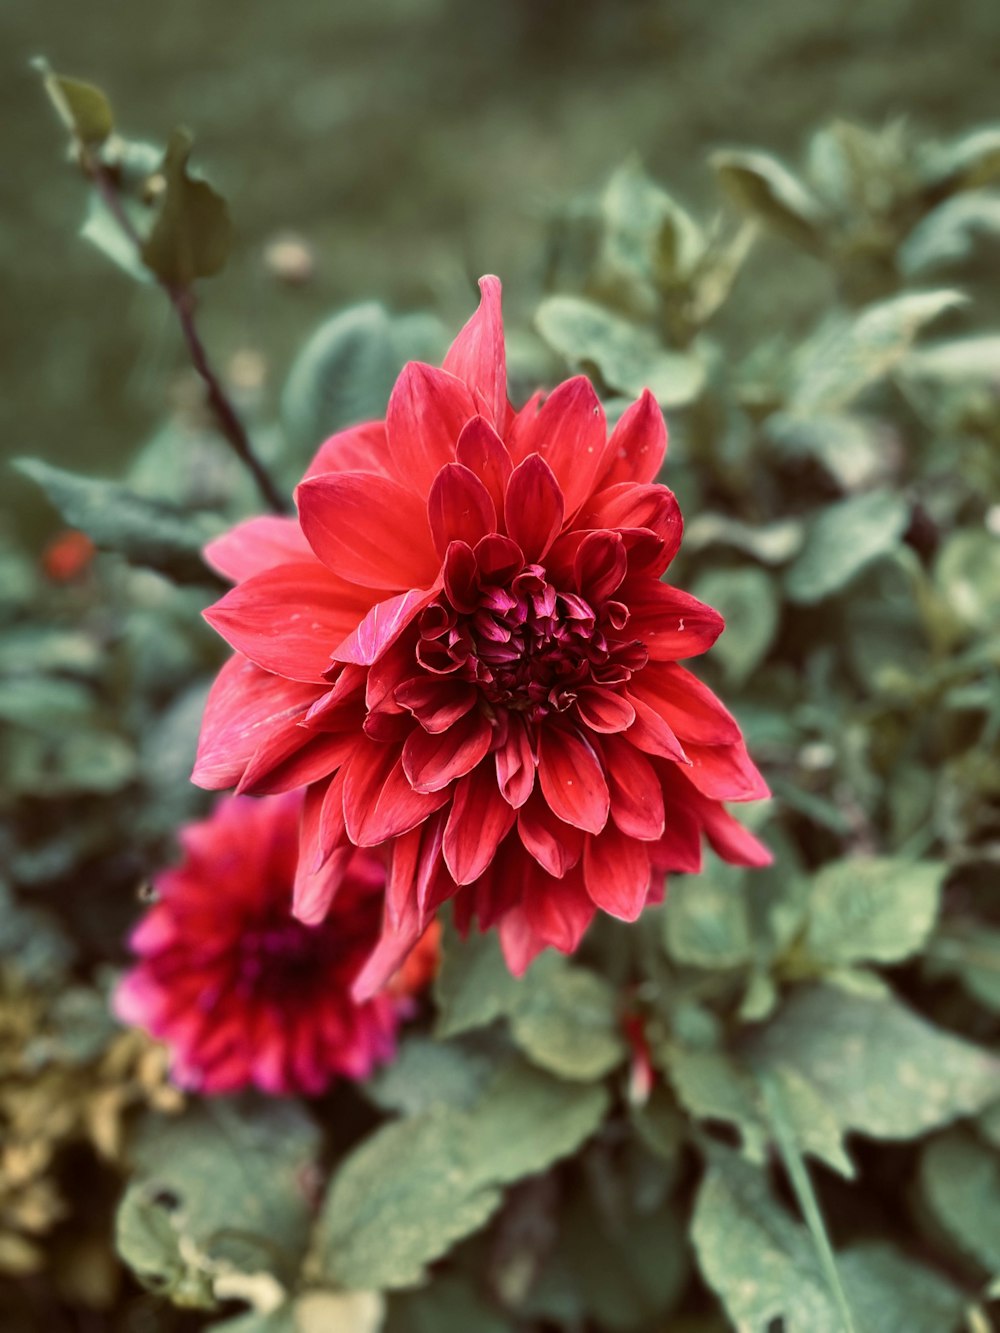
236;918;328;997
416;563;643;723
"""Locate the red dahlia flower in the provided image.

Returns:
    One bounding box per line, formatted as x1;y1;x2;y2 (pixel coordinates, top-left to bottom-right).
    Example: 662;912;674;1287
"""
114;793;423;1095
194;277;769;992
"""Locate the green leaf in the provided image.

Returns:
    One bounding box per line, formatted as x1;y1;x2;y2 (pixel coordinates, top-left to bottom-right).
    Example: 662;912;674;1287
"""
745;984;1000;1140
35;61;113;146
919;1130;1000;1274
837;1244;967;1333
211;1292;385;1333
904;334;1000;383
535;296;705;407
663;864;754;969
683;513;805;565
313;1063;607;1290
789;290;966;414
934;530;1000;637
282;304;446;450
901;190;1000;274
366;1035;497;1115
140;129;233;286
801;858;945;969
926;923;1000;1012
508;965;626;1082
690;568;779;687
15;458;223;583
385;1275;513;1333
785;490;910;605
117;1099;321;1306
925;125;1000;193
711;149;826;252
434;926;523;1039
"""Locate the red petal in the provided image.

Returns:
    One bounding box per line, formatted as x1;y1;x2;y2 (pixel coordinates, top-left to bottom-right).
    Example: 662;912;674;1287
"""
573;530;627;605
238;728;356;796
517;788;584;877
292;779;353;924
522;860;596;954
402;709;493;793
599;389;667;487
296;470;438;591
513;377;611;519
304;421;391;480
395;676;478;733
204;562;373;682
583;825;652;921
684;740;770;802
351;892;424;1002
333;588;433;665
343;739;448;845
581;481;682;569
385;362;476;495
497;907;548;976
537;725;610;834
602;734;665;839
574;685;636;734
504;453;565;562
427;462;497;559
442;275;508;428
700;800;773;867
625;694;690;764
650;806;703;873
192;655;319;789
631;662;741;746
455;415;512;516
204;516;312;583
626;581;725;660
444;761;516;884
495;712;536;807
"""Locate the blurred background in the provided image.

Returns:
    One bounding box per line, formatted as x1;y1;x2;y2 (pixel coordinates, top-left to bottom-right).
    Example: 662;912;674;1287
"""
4;0;999;542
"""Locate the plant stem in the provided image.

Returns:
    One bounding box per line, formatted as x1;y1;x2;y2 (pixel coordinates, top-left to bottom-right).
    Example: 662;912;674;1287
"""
86;151;288;515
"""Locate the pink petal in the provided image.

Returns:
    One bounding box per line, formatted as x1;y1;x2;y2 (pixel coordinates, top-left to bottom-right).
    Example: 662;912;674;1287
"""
402;709;493;793
427;462;497;559
537;725;610;835
455;415;512;516
517;788;584;877
192;655;319;790
583;825;652;921
333;589;433;665
395;676;478;733
385;362;477;496
625;581;725;660
296;470;438;591
204;562;373;682
683;740;771;803
574;685;636;734
441;275;508;428
504;453;565;562
572;530;627;606
581;482;682;569
498;907;549;976
304;421;391;480
631;662;741;746
343;739;449;845
444;761;516;884
495;712;536;807
602;734;665;840
624;693;690;764
513;377;611;520
204;516;313;583
599;389;667;487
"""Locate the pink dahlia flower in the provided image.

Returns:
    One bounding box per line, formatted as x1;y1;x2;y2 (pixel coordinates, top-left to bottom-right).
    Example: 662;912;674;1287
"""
194;277;770;992
114;792;419;1095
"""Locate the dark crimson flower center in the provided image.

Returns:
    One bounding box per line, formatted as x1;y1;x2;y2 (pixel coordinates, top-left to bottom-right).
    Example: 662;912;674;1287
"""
416;562;645;724
236;917;328;996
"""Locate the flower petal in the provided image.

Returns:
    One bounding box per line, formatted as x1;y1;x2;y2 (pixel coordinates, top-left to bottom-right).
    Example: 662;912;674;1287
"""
537;725;610;834
192;655;319;790
631;662;741;746
444;761;517;884
504;453;565;562
573;530;627;605
599;389;667;487
395;676;478;733
683;740;770;802
204;516;313;583
495;712;536;807
385;362;477;495
296;470;438;591
625;693;690;764
517;788;584;877
304;421;391;480
442;275;508;428
626;581;725;660
333;589;433;665
455;415;512;516
581;482;682;569
574;685;636;734
583;824;652;921
343;739;449;845
513;377;611;519
204;562;373;682
428;462;498;559
521;861;596;955
602;734;665;839
402;709;493;793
